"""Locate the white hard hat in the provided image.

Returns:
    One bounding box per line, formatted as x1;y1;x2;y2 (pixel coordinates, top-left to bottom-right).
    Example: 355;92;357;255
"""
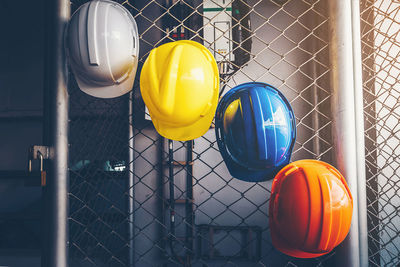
66;0;139;98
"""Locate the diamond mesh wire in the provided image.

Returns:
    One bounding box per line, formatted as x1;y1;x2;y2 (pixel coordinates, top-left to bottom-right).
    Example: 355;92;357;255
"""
360;1;400;266
68;0;335;266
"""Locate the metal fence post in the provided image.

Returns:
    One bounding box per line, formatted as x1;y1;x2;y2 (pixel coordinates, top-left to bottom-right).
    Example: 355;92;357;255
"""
351;0;369;266
128;92;135;267
328;0;366;266
43;0;70;266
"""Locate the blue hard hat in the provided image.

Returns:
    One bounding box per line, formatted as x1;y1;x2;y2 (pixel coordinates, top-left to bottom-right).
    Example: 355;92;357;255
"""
215;82;296;182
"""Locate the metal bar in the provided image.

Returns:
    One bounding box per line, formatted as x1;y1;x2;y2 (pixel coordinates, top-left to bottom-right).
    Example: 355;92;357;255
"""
42;0;70;266
328;1;361;266
0;171;41;186
128;91;135;267
168;139;176;255
185;140;194;263
351;0;369;266
0;211;41;221
309;11;320;158
360;2;380;263
0;171;40;179
159;137;167;258
0;112;43;121
166;139;184;265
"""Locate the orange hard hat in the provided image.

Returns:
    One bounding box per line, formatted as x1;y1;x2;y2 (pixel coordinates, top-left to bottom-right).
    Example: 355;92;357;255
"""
269;159;353;258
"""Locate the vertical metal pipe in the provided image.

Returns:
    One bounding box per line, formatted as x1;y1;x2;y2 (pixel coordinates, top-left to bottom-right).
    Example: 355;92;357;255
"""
308;8;321;159
128;92;135;267
351;1;368;266
185;140;194;262
311;44;320;158
359;5;380;264
168;139;182;263
159;137;167;257
43;0;70;266
328;0;363;266
168;139;175;248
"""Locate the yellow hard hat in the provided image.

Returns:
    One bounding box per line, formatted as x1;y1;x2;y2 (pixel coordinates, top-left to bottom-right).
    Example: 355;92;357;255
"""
140;40;220;141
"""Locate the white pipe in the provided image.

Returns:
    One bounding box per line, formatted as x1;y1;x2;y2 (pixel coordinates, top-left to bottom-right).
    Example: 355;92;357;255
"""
328;1;361;266
43;0;70;266
351;0;369;266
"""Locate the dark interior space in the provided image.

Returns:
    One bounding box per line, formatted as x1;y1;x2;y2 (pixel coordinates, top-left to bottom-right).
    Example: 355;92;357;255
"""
0;0;44;266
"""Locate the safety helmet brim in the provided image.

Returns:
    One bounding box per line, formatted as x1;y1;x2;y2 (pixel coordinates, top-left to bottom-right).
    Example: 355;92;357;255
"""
270;226;330;258
74;68;136;99
151;103;216;141
221;151;290;182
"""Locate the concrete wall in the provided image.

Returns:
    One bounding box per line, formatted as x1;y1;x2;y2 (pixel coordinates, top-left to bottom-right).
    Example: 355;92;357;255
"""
132;0;333;266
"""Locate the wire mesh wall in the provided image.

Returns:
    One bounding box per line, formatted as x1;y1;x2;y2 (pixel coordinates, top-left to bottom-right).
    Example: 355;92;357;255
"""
360;1;400;266
68;0;336;266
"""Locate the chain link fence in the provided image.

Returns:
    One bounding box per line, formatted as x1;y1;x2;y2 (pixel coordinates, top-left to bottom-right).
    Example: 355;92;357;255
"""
68;0;336;266
360;1;400;266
